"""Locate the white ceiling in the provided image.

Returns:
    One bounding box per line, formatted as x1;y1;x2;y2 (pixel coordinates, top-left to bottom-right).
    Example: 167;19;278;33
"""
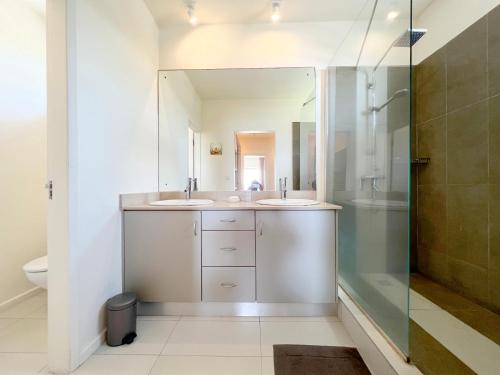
145;0;434;27
181;68;315;100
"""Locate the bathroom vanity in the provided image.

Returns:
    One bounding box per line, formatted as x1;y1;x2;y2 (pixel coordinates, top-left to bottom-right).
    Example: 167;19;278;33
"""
119;67;341;316
121;194;341;316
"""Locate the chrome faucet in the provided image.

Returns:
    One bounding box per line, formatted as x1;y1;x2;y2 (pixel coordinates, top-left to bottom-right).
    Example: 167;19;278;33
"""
185;177;193;200
279;177;288;200
360;175;384;199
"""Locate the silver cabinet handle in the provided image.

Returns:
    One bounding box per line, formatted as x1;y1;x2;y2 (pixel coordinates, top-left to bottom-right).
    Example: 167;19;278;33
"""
220;282;238;288
193;221;198;236
220;247;237;251
220;219;236;223
258;221;263;236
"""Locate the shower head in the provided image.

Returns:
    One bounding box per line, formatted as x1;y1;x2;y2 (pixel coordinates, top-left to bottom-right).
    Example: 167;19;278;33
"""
393;28;427;47
373;28;427;73
371;89;409;112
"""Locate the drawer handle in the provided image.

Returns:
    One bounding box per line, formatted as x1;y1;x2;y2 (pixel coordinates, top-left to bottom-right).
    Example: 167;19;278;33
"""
220;219;236;223
220;247;237;251
220;282;239;288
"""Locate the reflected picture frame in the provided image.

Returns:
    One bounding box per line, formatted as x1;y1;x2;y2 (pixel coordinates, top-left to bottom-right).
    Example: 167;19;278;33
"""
210;142;222;155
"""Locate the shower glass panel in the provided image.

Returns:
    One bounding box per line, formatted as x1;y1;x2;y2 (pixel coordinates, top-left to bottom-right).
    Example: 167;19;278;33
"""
327;0;412;356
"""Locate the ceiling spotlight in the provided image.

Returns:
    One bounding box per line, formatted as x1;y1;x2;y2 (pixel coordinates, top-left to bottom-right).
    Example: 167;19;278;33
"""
387;10;399;21
271;1;282;23
187;2;198;26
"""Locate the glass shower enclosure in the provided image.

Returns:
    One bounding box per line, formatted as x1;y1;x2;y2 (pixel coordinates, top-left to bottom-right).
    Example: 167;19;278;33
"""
327;0;413;357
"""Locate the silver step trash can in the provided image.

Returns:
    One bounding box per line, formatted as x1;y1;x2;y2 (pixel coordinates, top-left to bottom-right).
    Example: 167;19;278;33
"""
106;292;137;346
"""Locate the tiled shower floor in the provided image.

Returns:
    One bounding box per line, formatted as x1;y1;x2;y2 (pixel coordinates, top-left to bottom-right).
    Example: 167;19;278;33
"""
410;274;500;374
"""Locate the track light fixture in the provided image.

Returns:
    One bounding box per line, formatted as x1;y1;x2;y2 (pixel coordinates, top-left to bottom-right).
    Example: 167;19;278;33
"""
271;0;282;23
186;1;198;26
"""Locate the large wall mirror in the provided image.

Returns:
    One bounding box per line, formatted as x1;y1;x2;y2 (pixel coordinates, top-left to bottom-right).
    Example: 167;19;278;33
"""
158;67;316;192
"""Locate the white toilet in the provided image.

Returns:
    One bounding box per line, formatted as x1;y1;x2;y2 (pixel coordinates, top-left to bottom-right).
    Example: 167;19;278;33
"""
23;256;48;289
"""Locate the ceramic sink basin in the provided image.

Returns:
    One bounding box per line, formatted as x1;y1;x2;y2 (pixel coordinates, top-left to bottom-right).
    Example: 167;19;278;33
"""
149;199;214;206
255;198;320;206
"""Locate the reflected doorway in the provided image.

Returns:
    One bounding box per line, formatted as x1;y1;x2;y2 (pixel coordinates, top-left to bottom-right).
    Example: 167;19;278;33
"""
235;131;275;191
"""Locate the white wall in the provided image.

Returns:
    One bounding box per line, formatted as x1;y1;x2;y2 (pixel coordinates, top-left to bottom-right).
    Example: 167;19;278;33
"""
201;99;303;191
159;71;201;191
64;0;158;369
0;0;46;304
159;22;354;70
47;1;73;371
414;0;500;63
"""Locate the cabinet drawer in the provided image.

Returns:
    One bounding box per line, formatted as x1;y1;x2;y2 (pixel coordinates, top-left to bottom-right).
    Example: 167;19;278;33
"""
203;231;255;266
202;211;254;230
202;267;255;302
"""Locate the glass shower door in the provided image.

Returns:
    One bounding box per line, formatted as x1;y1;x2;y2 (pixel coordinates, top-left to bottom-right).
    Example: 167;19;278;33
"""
327;0;412;357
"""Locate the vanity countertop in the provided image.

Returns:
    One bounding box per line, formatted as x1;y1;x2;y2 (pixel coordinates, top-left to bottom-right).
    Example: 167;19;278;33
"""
120;192;342;211
122;200;341;211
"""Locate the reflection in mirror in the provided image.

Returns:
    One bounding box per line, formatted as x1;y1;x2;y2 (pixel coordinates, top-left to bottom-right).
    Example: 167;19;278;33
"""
235;131;275;191
158;68;316;192
292;121;316;190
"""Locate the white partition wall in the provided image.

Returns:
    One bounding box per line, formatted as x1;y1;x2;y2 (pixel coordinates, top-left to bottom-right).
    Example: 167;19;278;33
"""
46;0;159;372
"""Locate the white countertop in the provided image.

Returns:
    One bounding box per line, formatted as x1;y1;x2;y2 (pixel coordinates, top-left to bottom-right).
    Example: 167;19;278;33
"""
122;200;341;211
120;191;342;211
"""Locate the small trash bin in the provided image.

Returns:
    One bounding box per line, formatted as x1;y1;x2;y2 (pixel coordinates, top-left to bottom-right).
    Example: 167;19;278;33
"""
106;292;137;346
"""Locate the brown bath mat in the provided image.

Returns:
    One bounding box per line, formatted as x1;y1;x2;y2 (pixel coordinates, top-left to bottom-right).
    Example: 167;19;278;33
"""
273;345;371;375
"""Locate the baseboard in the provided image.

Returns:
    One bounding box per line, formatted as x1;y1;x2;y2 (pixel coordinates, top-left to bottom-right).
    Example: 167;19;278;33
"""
78;329;106;366
0;286;42;312
138;302;338;316
339;288;421;375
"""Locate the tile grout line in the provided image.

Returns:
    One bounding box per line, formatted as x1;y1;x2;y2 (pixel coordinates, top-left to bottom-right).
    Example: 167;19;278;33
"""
157;317;181;357
146;317;182;375
485;10;492;311
444;38;448;266
146;355;160;375
259;316;263;359
0;351;47;354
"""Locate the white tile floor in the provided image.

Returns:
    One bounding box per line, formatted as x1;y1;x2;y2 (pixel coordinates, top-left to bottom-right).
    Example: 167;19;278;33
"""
9;288;498;374
0;290;48;374
0;292;356;375
83;315;354;375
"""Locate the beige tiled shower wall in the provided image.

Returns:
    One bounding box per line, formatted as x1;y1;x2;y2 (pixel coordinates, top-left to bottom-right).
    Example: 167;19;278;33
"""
413;5;500;313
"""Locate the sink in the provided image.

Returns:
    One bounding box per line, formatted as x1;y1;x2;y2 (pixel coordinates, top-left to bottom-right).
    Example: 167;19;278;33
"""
149;199;214;206
256;198;320;206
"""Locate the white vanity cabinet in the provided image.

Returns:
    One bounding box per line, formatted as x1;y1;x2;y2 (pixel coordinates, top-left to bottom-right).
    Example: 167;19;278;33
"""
124;211;201;302
123;207;337;308
256;210;336;303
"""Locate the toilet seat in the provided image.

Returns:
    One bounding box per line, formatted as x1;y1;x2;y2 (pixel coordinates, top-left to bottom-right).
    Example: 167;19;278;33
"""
23;256;48;273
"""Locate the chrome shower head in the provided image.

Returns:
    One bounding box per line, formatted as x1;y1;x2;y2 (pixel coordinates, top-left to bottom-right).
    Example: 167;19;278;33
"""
370;89;409;112
393;28;427;47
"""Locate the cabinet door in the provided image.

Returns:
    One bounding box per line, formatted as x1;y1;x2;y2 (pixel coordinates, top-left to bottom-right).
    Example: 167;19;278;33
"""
124;211;201;302
256;210;335;303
